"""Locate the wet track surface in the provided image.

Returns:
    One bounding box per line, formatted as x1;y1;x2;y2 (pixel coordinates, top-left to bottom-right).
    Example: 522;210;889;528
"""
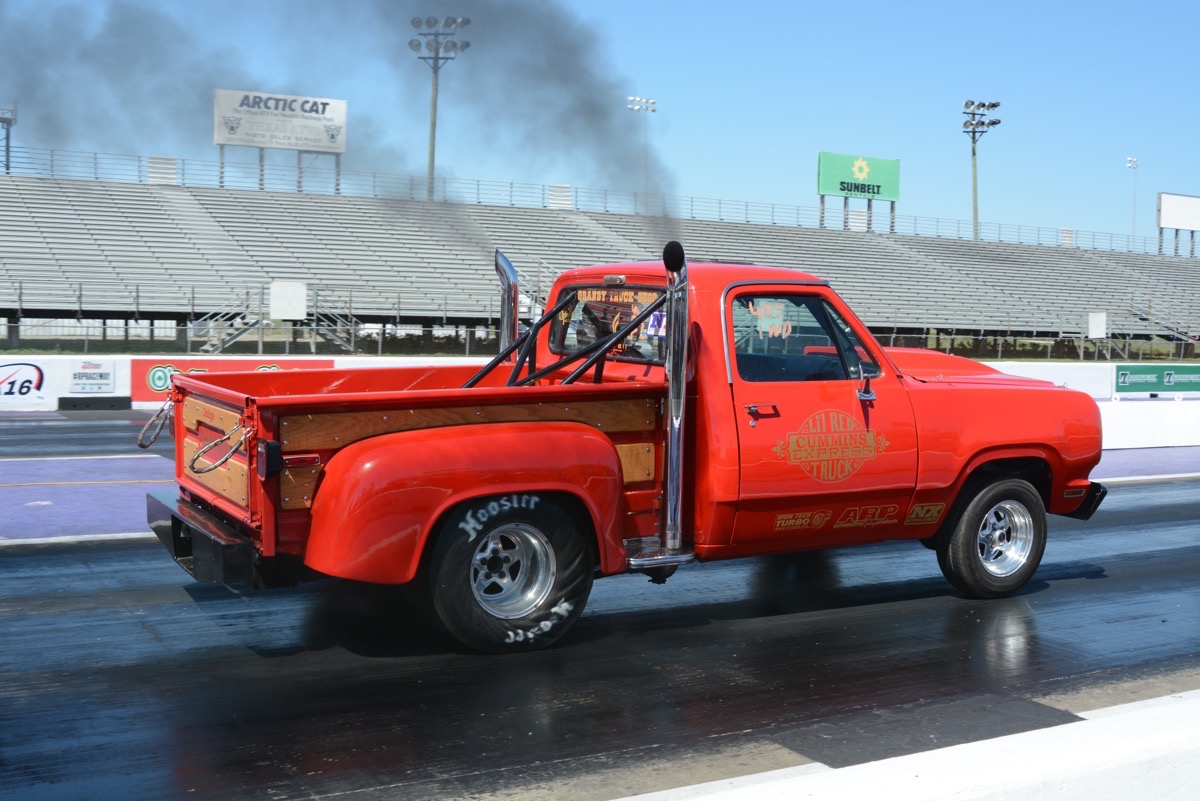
1;414;1199;800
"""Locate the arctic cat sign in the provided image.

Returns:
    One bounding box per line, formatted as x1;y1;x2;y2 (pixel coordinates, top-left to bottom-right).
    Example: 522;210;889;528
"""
214;89;347;153
817;152;900;201
1115;364;1200;394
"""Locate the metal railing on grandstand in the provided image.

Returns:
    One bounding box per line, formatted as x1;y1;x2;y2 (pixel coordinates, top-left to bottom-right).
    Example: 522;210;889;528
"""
7;317;504;357
7;316;1196;362
5;145;1188;258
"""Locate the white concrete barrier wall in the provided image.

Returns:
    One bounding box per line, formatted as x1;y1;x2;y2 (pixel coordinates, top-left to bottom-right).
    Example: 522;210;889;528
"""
620;691;1200;801
2;355;1198;449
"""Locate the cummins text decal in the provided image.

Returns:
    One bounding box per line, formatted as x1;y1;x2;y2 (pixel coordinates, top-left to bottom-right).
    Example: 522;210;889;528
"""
773;409;889;483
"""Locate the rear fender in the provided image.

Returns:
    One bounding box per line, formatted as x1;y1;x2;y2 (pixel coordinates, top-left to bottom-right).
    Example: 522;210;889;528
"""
305;422;625;584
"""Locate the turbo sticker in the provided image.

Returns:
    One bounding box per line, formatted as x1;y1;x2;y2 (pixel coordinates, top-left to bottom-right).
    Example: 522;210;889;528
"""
773;409;889;483
773;510;833;532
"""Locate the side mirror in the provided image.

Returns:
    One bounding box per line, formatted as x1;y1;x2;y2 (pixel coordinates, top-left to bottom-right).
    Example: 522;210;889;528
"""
857;362;880;402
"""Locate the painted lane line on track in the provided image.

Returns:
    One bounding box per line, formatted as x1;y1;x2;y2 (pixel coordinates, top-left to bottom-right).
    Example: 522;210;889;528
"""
0;479;176;488
1101;473;1200;485
0;532;158;547
0;453;167;462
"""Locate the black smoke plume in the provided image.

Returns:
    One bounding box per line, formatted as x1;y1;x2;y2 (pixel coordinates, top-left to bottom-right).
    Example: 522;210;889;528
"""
0;0;673;196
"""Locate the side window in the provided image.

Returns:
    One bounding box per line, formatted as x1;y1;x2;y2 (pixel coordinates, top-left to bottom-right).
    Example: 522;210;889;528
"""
548;285;667;364
731;294;848;382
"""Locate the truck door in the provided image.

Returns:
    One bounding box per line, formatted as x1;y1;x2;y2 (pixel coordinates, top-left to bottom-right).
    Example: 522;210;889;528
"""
726;286;918;545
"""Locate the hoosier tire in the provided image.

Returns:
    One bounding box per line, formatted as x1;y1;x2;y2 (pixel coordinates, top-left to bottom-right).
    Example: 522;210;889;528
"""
937;478;1047;599
428;493;594;653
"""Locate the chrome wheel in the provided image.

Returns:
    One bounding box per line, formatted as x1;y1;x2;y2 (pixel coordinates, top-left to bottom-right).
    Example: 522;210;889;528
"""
974;499;1035;578
431;494;595;652
937;478;1047;599
469;523;555;620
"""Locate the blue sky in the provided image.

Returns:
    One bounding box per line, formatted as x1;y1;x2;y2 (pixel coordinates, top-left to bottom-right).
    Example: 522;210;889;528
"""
2;0;1198;240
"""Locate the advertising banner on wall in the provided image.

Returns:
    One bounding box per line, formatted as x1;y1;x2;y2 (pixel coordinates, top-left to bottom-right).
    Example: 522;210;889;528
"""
817;152;901;201
1;358;132;411
0;361;49;406
214;89;347;153
1115;364;1200;394
131;358;336;403
70;360;117;393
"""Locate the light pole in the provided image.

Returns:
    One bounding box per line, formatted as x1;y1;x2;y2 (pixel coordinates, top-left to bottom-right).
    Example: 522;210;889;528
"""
410;16;470;201
626;96;656;211
1126;156;1138;241
962;99;1001;240
0;102;15;175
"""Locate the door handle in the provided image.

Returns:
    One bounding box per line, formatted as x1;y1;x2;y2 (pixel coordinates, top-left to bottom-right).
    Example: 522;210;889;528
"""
744;403;779;418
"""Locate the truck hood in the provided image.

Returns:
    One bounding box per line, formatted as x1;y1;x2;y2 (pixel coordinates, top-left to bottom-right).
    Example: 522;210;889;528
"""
884;347;1058;388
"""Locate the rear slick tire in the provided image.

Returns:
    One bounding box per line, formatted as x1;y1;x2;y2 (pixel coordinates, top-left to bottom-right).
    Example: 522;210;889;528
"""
428;493;593;653
938;478;1046;599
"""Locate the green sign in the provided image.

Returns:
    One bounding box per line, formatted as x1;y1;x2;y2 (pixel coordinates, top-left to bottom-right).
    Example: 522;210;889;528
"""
1115;364;1200;393
817;152;900;201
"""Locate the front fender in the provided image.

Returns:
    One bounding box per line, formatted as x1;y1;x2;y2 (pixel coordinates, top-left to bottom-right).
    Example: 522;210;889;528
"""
304;421;625;584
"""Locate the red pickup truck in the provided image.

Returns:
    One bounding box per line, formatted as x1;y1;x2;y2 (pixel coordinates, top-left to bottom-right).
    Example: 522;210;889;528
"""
145;241;1106;652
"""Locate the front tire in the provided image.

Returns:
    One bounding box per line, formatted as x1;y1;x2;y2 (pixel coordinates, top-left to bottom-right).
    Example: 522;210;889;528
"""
428;494;593;653
938;479;1046;598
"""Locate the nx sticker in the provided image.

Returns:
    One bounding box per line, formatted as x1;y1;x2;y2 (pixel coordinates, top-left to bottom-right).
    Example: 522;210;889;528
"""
905;503;946;525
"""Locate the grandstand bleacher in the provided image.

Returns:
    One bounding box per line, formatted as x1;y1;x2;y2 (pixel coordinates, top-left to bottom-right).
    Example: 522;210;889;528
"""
2;158;1198;355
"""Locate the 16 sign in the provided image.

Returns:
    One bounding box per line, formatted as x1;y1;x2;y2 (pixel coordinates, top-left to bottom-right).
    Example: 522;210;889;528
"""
0;363;45;399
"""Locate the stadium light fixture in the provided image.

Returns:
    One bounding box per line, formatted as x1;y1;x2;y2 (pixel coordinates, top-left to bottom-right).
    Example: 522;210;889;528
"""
626;96;657;207
410;14;472;201
962;98;1002;240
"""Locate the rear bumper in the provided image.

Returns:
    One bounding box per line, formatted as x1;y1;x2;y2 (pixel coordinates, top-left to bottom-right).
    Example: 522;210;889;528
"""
1063;481;1107;521
147;490;255;584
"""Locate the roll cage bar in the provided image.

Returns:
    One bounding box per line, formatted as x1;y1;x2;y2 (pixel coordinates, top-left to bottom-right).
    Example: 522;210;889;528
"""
463;287;668;389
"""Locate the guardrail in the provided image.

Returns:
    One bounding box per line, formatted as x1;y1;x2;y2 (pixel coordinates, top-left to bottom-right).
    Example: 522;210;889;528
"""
5;317;1196;362
0;280;247;316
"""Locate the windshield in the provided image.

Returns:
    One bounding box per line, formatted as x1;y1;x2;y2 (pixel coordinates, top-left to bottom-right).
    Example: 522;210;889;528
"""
547;285;667;364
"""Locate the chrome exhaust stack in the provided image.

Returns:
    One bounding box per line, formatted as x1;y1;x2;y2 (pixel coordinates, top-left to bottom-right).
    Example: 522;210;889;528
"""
626;240;695;577
495;249;520;356
662;240;688;557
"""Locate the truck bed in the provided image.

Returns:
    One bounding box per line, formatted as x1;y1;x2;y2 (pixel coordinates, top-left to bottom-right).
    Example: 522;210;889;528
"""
171;363;666;561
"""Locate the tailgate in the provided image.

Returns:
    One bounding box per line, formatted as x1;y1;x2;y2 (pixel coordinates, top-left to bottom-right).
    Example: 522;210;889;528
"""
179;392;253;514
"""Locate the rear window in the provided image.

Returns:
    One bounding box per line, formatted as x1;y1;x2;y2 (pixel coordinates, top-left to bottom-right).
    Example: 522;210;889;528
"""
547;285;667;364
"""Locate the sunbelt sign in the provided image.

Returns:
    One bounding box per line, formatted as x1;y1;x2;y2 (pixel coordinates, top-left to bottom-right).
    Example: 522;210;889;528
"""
817;152;900;202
